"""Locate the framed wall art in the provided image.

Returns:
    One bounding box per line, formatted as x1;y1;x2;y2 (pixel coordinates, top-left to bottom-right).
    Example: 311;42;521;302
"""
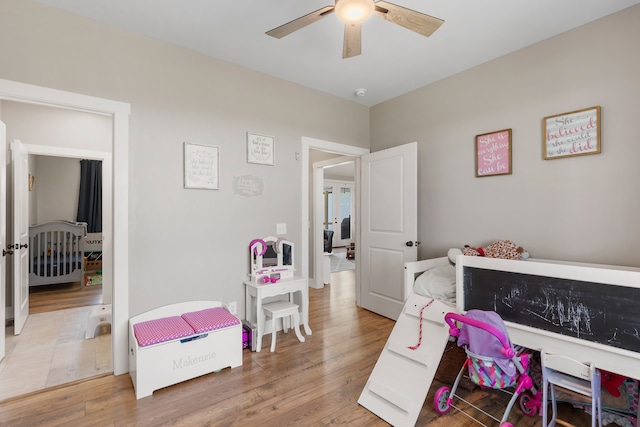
247;133;275;165
475;128;512;177
543;106;600;160
184;142;219;190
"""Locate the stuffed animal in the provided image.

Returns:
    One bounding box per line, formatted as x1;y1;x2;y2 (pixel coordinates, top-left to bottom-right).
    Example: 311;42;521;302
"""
601;370;626;397
448;240;529;263
463;240;529;261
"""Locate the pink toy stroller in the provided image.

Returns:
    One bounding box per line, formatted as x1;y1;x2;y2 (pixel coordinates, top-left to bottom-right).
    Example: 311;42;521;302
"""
433;311;541;427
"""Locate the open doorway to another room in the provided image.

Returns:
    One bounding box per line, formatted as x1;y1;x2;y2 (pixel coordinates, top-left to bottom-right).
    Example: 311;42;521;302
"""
1;100;113;402
309;149;359;291
323;164;355;276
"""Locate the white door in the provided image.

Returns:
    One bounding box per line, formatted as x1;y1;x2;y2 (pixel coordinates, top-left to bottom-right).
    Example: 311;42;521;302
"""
11;140;29;334
0;121;6;360
360;142;417;320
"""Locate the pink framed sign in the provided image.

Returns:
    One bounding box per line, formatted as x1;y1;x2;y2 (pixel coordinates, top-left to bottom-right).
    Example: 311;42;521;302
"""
475;128;512;177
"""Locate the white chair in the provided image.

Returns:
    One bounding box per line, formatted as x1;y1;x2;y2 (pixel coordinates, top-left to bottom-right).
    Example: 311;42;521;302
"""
261;301;305;352
541;352;602;427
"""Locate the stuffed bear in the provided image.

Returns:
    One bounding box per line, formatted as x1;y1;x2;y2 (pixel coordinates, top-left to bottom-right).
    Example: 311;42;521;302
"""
463;240;529;260
448;240;529;263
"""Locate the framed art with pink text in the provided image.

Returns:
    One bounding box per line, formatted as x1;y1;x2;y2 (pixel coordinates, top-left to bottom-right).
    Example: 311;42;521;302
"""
543;106;601;160
475;128;512;177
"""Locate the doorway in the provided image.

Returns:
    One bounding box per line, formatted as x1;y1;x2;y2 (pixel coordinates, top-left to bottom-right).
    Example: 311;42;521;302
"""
0;78;130;379
323;176;354;249
299;136;368;295
2;150;111;400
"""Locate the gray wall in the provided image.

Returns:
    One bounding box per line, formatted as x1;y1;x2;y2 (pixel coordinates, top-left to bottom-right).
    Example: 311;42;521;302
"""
370;5;640;267
0;0;369;317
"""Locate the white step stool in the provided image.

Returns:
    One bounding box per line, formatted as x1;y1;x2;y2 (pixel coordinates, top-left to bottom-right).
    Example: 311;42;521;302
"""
261;301;305;352
85;304;112;339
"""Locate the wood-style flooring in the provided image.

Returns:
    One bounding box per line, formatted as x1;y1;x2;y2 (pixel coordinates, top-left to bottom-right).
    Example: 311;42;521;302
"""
29;281;103;314
0;271;591;426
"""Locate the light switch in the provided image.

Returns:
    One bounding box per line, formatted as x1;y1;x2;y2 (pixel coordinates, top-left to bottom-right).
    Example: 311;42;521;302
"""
277;223;287;235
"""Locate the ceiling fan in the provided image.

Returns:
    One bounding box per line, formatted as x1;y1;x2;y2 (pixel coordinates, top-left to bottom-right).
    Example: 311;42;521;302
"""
266;0;444;59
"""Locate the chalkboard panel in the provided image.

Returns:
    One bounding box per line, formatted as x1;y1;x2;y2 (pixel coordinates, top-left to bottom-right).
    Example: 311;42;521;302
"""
463;266;640;354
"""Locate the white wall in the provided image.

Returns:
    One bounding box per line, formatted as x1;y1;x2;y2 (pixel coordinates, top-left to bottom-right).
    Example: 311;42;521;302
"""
1;101;112;224
370;5;640;267
0;0;370;317
33;156;79;224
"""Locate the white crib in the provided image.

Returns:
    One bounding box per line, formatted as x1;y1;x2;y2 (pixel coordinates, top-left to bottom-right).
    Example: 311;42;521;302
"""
29;221;87;286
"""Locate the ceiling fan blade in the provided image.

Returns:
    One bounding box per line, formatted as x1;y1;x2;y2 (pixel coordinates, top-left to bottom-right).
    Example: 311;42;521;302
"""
374;1;444;37
343;23;362;59
266;6;335;39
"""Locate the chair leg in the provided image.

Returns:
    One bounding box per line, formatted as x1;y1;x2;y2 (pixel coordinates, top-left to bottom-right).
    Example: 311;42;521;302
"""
291;311;305;343
270;315;277;352
542;378;548;427
550;385;558;427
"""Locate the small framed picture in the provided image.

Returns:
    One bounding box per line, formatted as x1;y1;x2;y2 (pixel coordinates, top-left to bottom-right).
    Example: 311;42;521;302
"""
543;106;601;160
247;133;275;165
475;129;512;177
184;142;219;190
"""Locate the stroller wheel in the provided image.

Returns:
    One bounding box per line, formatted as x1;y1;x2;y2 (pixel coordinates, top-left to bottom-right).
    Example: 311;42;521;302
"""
433;386;452;414
517;391;538;416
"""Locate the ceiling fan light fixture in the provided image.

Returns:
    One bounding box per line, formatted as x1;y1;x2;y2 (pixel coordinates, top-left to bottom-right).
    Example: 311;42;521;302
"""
335;0;375;24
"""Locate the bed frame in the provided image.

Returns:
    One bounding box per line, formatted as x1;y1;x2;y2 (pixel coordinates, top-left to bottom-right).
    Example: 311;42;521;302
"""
361;255;640;426
29;221;87;286
129;300;243;399
456;255;640;380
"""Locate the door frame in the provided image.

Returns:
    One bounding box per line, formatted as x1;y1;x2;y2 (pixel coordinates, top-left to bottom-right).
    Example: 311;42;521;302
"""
0;78;130;375
300;136;368;291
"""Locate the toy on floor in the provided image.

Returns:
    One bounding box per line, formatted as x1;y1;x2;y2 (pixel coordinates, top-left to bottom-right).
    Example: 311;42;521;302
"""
434;310;541;426
602;370;627;397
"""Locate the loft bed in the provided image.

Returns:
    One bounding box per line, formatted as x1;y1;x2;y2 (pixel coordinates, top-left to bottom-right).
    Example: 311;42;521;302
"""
29;221;87;286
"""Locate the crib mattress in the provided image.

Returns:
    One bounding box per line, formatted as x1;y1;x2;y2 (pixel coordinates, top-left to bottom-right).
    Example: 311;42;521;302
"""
31;254;83;276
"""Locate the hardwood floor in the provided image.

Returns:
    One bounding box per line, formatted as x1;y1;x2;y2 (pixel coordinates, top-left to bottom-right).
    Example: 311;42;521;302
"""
29;281;103;315
0;271;591;426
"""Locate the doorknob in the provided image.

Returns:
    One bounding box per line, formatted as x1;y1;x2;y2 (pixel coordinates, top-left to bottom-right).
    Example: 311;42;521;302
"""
19;243;28;249
2;249;13;256
405;241;413;247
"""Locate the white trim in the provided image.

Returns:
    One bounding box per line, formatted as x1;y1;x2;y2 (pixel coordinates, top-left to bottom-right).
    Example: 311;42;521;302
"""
300;137;368;293
0;78;130;376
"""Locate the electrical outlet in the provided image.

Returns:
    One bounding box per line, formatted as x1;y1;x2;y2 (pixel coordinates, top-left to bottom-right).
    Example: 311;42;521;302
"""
228;301;237;315
277;223;287;235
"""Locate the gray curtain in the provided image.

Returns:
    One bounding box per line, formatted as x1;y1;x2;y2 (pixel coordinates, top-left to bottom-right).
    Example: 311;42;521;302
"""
76;159;102;233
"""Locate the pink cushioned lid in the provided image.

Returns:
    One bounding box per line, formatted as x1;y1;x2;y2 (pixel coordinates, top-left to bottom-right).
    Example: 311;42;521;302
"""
133;316;195;347
181;307;240;334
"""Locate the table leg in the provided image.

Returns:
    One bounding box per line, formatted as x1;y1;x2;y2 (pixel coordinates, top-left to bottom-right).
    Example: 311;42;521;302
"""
256;296;263;352
301;288;312;335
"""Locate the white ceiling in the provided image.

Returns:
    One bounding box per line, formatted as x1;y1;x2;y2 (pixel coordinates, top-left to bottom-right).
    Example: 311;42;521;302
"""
36;0;640;107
